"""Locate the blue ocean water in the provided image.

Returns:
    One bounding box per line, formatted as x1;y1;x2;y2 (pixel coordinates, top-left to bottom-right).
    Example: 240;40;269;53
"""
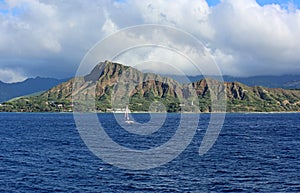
0;113;299;192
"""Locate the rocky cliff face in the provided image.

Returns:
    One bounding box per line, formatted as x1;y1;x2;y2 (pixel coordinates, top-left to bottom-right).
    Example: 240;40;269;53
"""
223;82;300;111
2;61;300;112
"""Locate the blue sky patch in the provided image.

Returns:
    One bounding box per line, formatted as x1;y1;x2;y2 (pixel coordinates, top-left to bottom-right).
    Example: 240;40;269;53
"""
206;0;299;8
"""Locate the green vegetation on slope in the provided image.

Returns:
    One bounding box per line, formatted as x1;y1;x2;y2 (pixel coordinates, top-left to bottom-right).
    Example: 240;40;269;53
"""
1;61;300;113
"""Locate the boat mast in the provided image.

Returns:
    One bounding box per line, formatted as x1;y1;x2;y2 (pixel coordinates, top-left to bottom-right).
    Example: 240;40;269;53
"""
125;105;129;120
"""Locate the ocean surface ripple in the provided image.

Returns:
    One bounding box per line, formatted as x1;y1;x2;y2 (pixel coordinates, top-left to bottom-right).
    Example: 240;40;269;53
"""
0;113;299;192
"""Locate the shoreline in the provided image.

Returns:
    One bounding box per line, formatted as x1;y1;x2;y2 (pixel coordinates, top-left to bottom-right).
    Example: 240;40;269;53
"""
0;111;299;114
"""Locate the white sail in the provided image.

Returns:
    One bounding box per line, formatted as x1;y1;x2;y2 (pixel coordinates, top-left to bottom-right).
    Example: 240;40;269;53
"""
125;105;129;120
125;105;134;124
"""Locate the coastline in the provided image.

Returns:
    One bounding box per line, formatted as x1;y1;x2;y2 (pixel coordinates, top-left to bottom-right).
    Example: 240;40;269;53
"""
0;111;299;114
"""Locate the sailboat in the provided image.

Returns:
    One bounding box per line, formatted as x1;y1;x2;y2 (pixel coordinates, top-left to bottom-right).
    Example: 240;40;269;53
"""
125;105;134;124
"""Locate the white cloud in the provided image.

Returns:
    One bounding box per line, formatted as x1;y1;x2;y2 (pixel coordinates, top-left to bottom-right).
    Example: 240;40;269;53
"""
131;0;214;40
102;11;119;36
208;0;300;75
1;0;61;54
0;69;26;83
114;47;196;75
0;0;300;82
110;0;300;76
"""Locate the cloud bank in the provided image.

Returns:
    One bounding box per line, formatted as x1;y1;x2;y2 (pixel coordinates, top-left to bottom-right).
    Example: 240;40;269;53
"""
0;0;300;82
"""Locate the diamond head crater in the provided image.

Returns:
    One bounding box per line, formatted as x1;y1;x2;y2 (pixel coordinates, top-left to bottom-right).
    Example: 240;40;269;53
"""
1;61;300;113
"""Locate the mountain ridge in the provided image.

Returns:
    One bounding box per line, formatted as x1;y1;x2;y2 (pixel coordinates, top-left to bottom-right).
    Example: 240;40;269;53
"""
0;77;70;102
1;71;299;103
1;61;300;112
169;74;300;89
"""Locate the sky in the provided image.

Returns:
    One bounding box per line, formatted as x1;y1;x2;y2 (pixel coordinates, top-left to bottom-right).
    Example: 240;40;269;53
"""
0;0;300;83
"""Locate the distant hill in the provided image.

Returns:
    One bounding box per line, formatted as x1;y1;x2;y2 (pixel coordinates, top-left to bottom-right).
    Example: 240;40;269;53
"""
223;75;300;89
0;77;69;102
1;61;300;113
169;75;300;89
2;71;299;104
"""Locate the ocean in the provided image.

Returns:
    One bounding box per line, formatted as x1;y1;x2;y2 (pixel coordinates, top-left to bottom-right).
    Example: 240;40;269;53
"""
0;113;299;192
